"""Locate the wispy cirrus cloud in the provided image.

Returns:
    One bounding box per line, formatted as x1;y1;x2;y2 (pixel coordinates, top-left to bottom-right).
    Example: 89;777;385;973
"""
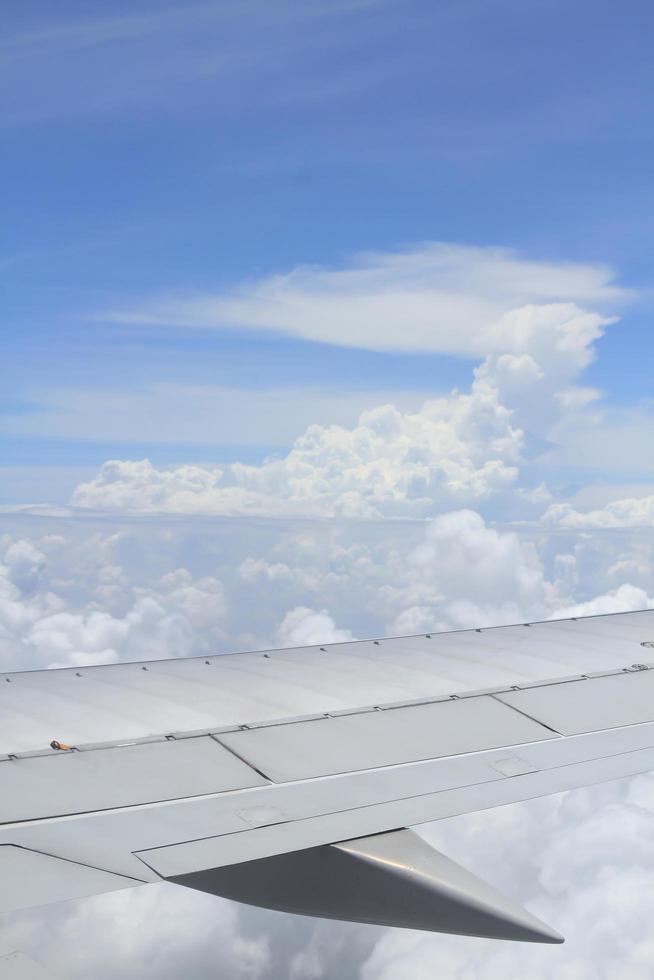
3;0;386;61
1;0;399;125
107;243;626;356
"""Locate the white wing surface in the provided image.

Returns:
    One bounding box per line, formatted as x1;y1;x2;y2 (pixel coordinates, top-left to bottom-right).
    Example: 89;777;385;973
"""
2;608;654;944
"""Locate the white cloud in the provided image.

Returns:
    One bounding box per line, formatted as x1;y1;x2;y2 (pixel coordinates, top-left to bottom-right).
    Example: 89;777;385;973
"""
68;252;631;520
549;583;654;619
110;243;623;356
1;510;654;977
5;243;630;521
3;540;48;593
385;509;559;632
544;494;654;529
69;376;523;518
0;535;228;670
17;884;271;980
276;606;354;646
239;558;321;592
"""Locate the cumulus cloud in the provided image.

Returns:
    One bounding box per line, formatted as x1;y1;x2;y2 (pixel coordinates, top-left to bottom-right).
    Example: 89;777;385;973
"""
385;509;559;632
0;535;228;670
276;606;354;647
1;509;654;978
72;332;598;522
544;493;654;529
70;376;523;518
14;885;272;980
109;242;623;355
71;267;626;521
549;582;654;619
4;246;624;490
230;512;654;641
2;539;49;593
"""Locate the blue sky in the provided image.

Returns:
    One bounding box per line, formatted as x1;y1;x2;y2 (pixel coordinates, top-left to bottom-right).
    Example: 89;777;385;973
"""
3;0;654;502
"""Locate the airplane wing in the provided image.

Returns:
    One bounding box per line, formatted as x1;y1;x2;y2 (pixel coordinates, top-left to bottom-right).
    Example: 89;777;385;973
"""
3;608;654;944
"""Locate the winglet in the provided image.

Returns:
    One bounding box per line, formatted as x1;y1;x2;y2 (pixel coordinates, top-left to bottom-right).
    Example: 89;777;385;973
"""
169;827;563;944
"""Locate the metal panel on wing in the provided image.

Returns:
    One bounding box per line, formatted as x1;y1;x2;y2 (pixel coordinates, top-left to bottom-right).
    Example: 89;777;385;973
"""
215;694;557;782
0;736;266;822
496;670;654;736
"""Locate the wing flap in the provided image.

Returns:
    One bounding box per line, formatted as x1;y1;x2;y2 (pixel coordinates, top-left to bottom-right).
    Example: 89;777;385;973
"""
497;668;654;735
216;695;557;782
132;721;654;879
0;737;266;823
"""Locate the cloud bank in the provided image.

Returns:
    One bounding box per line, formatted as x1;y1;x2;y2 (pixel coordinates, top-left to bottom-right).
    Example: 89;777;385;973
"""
545;493;654;529
72;248;629;520
70;379;523;518
1;505;653;977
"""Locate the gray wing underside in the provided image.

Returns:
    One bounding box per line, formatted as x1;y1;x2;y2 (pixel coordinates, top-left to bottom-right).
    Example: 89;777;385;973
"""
2;608;654;943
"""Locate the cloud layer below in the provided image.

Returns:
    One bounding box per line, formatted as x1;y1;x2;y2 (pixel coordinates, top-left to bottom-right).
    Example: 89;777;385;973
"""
1;510;654;978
